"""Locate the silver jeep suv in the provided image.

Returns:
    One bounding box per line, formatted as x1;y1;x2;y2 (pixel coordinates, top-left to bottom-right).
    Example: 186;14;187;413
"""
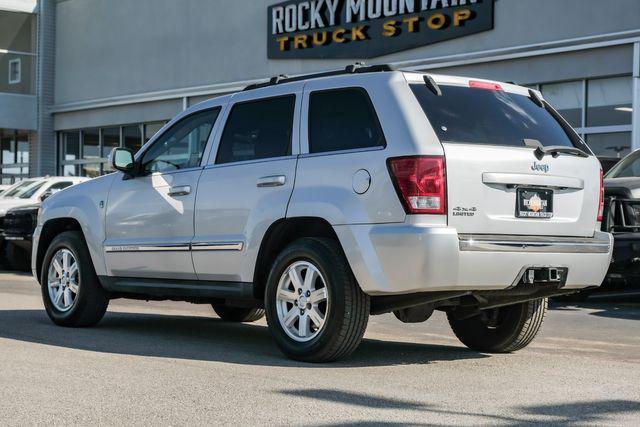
33;65;612;362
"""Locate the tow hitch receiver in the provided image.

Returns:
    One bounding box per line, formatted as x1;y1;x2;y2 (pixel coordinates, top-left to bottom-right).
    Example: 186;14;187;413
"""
522;267;566;285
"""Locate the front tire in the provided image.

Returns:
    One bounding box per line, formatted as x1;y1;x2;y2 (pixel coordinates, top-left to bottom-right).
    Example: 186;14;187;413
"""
265;238;370;362
41;231;109;327
447;298;547;353
212;305;265;322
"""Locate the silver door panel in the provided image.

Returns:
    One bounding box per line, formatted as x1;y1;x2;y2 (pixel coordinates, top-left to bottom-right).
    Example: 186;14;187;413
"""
192;158;297;282
104;169;201;279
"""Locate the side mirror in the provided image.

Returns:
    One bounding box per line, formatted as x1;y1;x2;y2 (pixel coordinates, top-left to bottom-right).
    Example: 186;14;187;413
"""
40;189;53;201
110;148;136;175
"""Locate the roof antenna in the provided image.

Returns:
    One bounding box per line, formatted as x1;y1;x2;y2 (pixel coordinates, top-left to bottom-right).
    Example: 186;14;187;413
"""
345;62;366;73
269;74;289;85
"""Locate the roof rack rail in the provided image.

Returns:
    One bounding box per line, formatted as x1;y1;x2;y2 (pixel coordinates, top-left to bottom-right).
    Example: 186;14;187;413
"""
243;63;396;91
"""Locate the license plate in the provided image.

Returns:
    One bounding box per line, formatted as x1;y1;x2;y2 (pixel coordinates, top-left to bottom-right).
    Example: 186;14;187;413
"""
517;188;553;219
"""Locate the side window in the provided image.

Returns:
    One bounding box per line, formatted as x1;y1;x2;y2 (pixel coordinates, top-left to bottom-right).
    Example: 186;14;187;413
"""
216;95;295;164
309;88;385;154
142;108;220;174
48;182;73;192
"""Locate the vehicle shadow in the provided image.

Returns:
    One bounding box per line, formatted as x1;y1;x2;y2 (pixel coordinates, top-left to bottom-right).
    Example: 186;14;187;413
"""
0;309;487;368
280;388;640;425
550;301;640;321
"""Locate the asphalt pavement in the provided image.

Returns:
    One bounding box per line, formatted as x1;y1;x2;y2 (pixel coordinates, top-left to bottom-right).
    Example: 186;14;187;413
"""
0;272;639;426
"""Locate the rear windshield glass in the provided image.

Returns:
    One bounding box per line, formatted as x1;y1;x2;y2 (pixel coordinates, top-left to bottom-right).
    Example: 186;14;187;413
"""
410;84;586;150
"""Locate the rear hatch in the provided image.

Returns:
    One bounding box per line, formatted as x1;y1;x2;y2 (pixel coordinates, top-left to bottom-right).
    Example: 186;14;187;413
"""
407;74;602;238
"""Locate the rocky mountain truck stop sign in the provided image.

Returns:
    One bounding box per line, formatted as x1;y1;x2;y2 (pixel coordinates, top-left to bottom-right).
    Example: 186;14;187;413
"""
268;0;495;59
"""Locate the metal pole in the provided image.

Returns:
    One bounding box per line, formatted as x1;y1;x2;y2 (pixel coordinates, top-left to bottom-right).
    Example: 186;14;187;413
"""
632;42;640;151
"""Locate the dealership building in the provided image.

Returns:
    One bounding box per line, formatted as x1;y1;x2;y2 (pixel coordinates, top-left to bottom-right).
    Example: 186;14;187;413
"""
1;0;639;182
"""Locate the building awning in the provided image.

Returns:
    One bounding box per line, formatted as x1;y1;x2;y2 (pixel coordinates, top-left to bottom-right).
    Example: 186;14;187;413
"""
0;0;37;14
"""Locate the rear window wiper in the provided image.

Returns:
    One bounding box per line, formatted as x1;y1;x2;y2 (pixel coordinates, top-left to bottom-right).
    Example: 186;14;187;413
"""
524;139;589;160
423;75;442;96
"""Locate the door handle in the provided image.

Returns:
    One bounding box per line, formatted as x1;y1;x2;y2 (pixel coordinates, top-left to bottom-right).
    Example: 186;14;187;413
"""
168;185;191;197
257;175;286;188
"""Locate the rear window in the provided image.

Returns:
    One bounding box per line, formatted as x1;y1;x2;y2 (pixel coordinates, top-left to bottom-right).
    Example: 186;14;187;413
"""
410;84;587;150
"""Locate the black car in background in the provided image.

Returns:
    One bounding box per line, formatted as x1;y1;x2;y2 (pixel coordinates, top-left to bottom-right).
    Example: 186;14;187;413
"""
2;204;39;271
600;150;640;295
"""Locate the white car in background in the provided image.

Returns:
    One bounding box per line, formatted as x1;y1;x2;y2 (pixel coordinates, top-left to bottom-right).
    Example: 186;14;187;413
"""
0;179;43;200
0;177;88;217
0;177;89;270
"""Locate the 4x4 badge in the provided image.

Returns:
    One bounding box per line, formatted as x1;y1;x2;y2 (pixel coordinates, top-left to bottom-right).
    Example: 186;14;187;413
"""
453;206;477;217
531;162;550;173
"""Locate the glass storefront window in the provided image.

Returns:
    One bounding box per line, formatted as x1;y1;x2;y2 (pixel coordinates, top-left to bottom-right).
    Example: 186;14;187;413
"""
0;12;35;96
587;77;633;127
62;164;80;177
81;163;101;178
59;121;168;177
145;122;164;143
62;131;80;161
17;139;28;164
1;133;15;165
82;128;99;159
0;11;34;52
1;165;28;178
586;132;631;158
541;81;583;127
0;129;29;183
123;125;142;153
102;127;120;157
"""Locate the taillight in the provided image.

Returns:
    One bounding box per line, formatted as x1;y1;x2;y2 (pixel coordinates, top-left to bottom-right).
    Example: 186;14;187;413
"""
469;80;503;91
387;156;446;215
597;168;604;222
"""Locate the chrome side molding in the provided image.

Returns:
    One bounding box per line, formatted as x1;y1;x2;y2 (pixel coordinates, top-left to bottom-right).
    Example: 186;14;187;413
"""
191;242;244;251
459;234;611;254
105;241;244;253
104;244;190;253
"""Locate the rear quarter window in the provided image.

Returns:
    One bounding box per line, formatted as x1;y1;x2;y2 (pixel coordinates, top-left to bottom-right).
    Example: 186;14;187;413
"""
410;84;588;151
309;88;385;154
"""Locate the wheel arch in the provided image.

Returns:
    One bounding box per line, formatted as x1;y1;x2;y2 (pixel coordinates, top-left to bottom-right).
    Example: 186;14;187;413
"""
252;216;346;300
36;218;94;283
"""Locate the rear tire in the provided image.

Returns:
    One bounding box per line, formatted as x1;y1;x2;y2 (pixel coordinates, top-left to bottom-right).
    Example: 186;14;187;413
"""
264;237;369;362
41;231;109;327
212;305;265;323
447;298;547;353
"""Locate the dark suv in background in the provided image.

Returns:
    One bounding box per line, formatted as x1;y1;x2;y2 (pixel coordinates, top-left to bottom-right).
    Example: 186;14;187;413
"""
599;150;640;296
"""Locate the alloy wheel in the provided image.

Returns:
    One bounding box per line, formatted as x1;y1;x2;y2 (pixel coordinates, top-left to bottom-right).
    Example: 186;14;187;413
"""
275;260;329;342
47;248;80;312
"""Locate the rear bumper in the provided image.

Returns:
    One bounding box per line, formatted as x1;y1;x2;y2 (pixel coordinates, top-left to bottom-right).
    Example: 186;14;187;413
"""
334;224;613;296
458;234;610;254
